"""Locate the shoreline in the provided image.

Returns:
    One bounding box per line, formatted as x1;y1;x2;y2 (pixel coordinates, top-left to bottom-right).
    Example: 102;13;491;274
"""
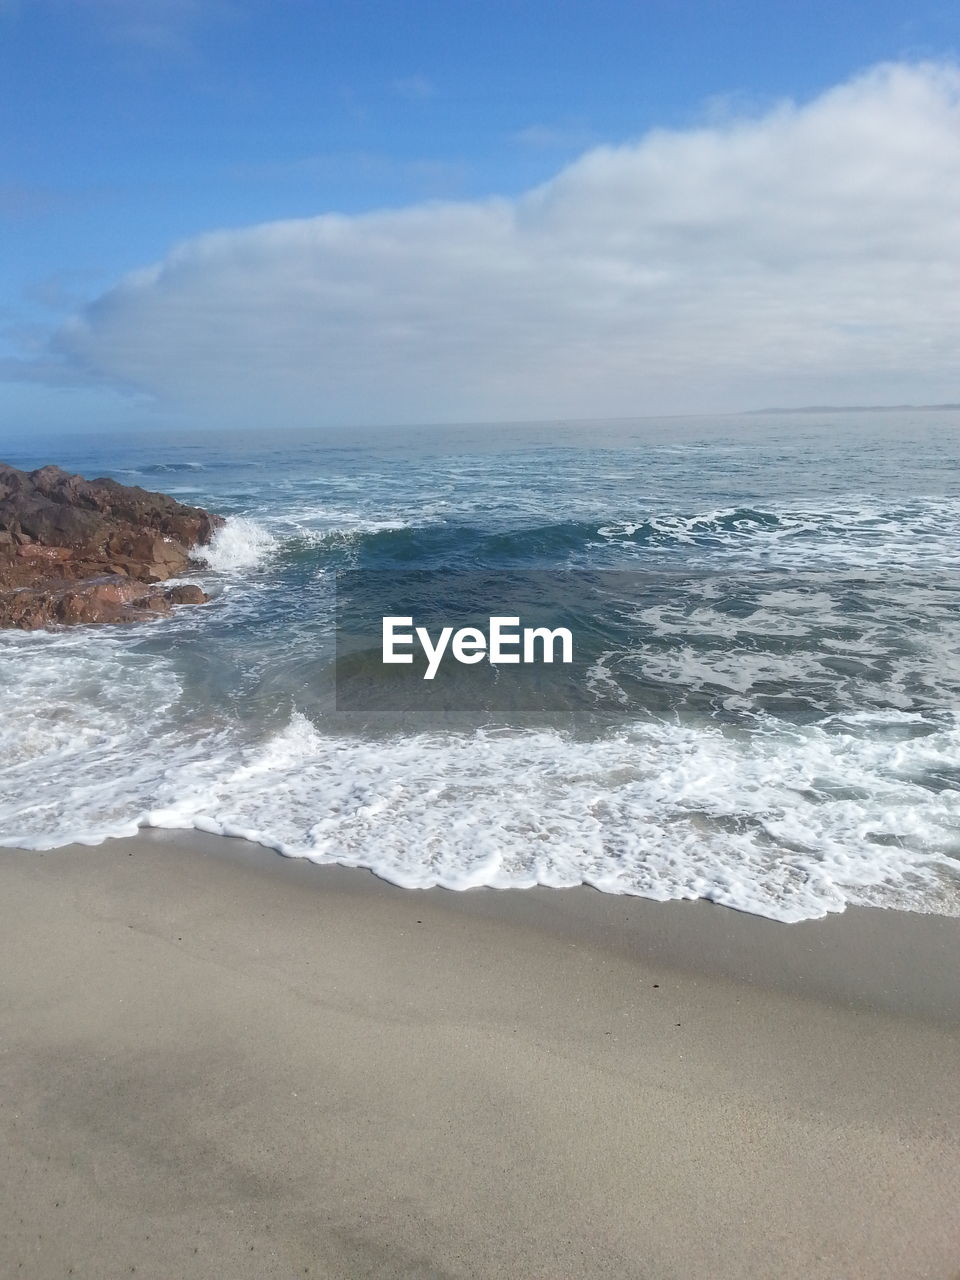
2;829;960;1277
119;827;960;1021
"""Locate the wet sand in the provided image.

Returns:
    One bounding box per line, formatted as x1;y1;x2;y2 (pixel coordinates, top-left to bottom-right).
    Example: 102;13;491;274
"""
1;829;959;1278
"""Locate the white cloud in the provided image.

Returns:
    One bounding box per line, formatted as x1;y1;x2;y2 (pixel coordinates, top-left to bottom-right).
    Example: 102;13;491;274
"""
42;62;960;425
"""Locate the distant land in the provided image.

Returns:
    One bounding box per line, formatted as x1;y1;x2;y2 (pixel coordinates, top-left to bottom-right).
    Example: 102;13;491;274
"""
746;403;960;414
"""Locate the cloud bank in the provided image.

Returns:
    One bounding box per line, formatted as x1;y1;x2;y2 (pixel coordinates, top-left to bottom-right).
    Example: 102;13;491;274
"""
52;62;960;424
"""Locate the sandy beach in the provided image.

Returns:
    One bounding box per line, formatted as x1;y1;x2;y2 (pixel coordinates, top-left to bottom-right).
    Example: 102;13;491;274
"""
6;1;960;1274
0;832;958;1279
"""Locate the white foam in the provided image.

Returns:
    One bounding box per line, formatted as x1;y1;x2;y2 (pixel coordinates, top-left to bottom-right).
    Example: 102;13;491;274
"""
134;711;960;922
200;516;278;572
5;636;957;922
0;631;221;848
3;486;960;924
596;497;960;570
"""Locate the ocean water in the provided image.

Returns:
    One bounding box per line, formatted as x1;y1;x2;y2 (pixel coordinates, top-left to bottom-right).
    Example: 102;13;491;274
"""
2;411;959;922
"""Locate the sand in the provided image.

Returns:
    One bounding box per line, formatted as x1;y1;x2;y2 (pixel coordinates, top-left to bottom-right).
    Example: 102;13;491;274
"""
1;829;959;1279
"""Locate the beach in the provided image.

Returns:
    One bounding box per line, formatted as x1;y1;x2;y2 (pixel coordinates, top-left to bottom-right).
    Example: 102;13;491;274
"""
6;10;960;1277
2;831;959;1279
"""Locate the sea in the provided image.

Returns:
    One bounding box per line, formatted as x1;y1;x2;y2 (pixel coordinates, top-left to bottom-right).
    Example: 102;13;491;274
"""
1;410;959;922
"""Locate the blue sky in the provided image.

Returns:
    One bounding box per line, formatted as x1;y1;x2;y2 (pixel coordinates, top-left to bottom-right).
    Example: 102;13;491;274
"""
2;0;959;432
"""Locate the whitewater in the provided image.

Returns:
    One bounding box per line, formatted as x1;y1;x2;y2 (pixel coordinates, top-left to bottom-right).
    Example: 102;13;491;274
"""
1;411;958;922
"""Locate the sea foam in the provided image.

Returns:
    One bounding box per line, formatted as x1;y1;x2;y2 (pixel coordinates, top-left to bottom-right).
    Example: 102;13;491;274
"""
3;417;960;924
3;646;958;922
200;516;278;572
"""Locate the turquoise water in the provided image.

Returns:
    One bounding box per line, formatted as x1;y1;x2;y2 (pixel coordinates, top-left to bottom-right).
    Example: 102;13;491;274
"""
1;411;959;920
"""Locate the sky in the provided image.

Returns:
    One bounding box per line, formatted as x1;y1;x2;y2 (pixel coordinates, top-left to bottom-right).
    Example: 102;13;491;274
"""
1;0;959;433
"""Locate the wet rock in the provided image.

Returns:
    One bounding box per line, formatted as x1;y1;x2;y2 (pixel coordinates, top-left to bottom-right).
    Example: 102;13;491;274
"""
163;583;208;606
0;463;224;629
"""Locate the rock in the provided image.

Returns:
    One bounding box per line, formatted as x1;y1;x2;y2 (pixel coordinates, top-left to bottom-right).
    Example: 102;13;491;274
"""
0;463;224;629
164;583;208;606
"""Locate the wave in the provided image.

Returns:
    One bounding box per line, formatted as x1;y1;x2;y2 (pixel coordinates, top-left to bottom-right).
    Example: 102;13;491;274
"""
140;462;207;473
4;455;959;924
199;516;278;572
598;507;783;542
3;697;959;922
596;497;960;555
266;496;960;571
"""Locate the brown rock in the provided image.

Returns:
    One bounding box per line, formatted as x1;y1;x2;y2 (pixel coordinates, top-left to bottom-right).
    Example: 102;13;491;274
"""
15;544;75;562
0;463;223;630
164;584;208;606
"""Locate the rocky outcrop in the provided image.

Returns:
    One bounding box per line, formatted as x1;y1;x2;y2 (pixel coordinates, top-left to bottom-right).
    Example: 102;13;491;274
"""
0;463;224;629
